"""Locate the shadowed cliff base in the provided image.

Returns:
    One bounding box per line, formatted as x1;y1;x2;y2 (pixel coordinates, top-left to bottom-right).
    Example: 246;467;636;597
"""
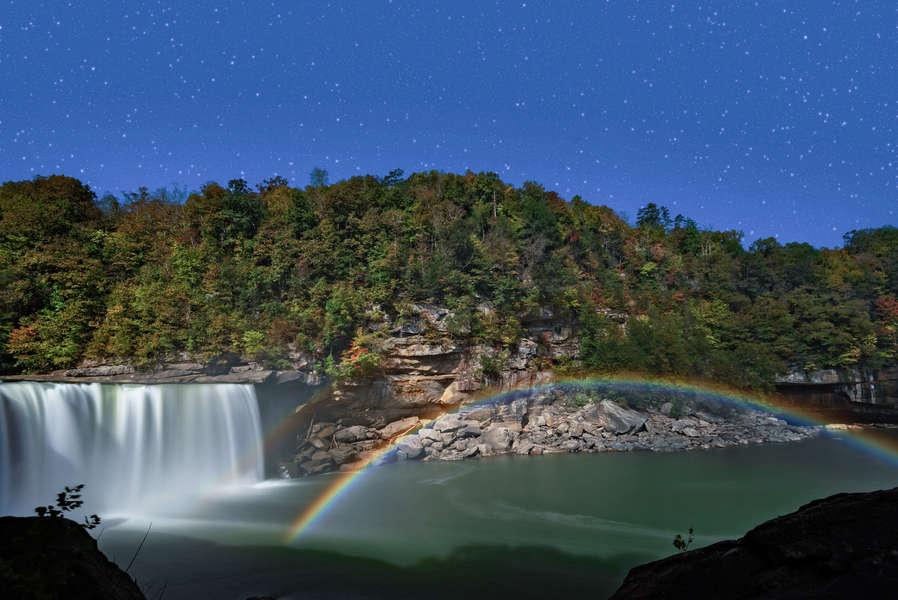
611;487;898;599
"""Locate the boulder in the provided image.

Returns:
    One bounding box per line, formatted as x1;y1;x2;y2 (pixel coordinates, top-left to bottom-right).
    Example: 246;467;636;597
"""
671;418;696;433
297;456;334;475
327;446;358;464
513;439;535;455
433;415;464;433
434;415;480;433
461;444;480;458
396;437;424;460
481;425;516;453
419;428;442;443
439;381;468;405
334;425;374;443
559;439;582;452
499;397;529;422
312;422;338;439
595;400;647;435
458;424;482;438
463;405;495;421
378;416;420;439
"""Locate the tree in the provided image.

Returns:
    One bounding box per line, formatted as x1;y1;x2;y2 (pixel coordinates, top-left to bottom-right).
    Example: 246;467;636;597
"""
309;167;329;188
0;175;99;249
34;484;101;530
636;203;671;230
1;170;894;390
379;168;404;188
673;528;694;552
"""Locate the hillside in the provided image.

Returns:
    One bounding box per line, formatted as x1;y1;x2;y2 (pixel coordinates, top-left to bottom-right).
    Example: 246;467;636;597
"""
1;171;897;391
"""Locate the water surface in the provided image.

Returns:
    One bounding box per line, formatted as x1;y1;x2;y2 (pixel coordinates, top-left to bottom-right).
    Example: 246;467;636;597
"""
96;433;898;599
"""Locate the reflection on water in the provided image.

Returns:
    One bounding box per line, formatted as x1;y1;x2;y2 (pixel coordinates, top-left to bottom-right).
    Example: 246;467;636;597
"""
94;433;898;599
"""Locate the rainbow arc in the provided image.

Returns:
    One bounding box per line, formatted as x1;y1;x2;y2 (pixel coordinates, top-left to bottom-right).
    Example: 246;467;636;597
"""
282;375;898;544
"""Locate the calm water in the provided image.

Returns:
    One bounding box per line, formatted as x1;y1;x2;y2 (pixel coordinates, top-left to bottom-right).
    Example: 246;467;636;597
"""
96;432;898;599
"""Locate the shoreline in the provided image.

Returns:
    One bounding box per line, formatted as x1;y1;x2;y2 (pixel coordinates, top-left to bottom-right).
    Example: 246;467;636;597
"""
289;392;825;477
310;428;827;478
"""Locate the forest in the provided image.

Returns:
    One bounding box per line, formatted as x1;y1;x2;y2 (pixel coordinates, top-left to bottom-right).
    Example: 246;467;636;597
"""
1;171;896;390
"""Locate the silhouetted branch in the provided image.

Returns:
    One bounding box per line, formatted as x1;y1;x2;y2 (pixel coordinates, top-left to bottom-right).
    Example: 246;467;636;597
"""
126;521;152;573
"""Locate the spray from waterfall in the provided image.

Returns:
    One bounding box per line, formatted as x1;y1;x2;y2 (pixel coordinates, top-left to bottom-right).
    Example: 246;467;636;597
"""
0;382;264;515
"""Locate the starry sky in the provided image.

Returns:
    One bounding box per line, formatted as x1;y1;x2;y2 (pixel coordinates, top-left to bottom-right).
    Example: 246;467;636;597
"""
1;1;895;247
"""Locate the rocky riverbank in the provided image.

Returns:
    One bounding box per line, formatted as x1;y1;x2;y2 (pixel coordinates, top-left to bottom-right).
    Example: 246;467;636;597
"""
610;486;898;599
289;388;819;476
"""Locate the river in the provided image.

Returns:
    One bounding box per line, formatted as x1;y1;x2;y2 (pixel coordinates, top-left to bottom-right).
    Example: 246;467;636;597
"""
3;382;898;598
97;433;898;599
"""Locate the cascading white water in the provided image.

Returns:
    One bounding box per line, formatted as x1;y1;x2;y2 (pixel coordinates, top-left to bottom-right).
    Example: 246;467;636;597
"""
0;382;264;515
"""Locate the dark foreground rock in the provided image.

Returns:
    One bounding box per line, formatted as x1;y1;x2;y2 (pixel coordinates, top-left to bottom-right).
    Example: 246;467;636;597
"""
0;516;146;600
611;487;898;600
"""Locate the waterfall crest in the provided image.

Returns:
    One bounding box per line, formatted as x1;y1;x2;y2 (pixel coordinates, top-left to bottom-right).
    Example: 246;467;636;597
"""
0;382;264;515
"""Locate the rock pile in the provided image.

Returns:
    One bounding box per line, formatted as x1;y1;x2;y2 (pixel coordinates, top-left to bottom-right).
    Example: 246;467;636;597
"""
291;392;818;476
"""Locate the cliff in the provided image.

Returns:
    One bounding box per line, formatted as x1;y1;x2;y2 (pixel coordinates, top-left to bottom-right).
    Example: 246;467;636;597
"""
776;366;898;416
7;304;895;411
5;303;897;478
610;487;898;599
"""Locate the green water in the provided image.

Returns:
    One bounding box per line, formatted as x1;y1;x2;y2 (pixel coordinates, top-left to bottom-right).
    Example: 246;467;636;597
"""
99;433;898;599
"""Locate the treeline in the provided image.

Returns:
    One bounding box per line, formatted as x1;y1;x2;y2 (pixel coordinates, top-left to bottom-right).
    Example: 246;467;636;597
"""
1;172;896;389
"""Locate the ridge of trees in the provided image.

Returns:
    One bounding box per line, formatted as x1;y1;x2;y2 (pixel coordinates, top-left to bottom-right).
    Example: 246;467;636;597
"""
1;171;896;390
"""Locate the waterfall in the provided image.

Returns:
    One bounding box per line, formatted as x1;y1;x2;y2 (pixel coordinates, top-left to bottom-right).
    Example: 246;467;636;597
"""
0;382;264;515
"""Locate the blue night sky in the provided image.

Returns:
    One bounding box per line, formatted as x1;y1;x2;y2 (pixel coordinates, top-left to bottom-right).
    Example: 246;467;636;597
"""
1;1;895;247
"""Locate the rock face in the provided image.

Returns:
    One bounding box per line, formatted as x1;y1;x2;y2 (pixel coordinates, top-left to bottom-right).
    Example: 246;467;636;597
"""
2;350;326;385
776;366;898;409
611;487;898;599
5;303;896;417
0;516;146;600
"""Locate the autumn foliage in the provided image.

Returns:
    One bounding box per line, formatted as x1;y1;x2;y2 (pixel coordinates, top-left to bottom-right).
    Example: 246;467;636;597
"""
1;172;896;388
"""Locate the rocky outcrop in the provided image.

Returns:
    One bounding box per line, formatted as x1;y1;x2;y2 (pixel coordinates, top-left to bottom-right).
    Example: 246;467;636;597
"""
291;388;818;476
6;304;895;415
2;304;577;390
2;352;325;385
281;305;847;476
610;487;898;599
284;305;586;473
776;366;898;406
1;516;146;600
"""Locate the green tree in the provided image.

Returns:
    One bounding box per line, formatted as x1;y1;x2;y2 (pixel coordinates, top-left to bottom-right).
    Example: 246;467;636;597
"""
309;167;329;188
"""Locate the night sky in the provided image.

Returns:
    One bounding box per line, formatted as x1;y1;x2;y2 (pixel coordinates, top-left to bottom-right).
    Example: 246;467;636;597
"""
1;1;895;247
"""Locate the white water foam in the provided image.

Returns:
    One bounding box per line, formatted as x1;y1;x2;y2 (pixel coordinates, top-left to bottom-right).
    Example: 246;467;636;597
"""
0;382;264;515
